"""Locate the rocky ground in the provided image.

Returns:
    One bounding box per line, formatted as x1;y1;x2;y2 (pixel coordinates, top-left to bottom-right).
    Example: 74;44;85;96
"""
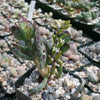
0;0;100;100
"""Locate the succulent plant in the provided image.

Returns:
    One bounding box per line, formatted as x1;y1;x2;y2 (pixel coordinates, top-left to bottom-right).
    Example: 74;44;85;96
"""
95;21;100;30
91;0;100;3
62;0;97;15
76;11;100;22
50;19;65;29
63;43;80;61
67;27;83;43
89;41;100;54
10;14;71;94
56;0;66;5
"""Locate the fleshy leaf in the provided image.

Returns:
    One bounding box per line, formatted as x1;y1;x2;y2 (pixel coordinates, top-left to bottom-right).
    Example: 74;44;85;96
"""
58;32;71;43
39;53;47;69
10;26;27;41
60;43;70;54
43;38;54;50
12;48;33;61
56;67;63;78
19;21;34;40
12;43;34;57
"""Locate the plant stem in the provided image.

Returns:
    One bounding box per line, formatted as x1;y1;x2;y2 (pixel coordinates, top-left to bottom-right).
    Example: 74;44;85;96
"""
48;61;56;80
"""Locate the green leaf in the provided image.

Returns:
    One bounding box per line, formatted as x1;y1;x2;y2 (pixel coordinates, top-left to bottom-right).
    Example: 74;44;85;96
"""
20;22;35;40
60;43;70;54
59;21;71;31
45;55;50;66
76;14;83;20
31;27;35;38
44;38;54;50
58;32;71;43
56;67;63;78
12;48;33;61
11;26;27;41
64;33;71;43
55;51;62;60
58;32;67;39
23;27;33;39
59;29;63;33
12;43;34;57
19;22;26;29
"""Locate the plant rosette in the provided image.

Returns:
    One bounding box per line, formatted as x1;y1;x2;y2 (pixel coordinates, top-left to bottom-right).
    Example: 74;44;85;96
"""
79;41;100;63
61;41;90;71
54;0;97;18
61;51;90;72
66;27;93;47
93;21;100;32
61;8;81;18
74;63;100;93
76;11;100;24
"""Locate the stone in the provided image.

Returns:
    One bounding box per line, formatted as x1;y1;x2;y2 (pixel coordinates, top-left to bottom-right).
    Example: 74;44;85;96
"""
2;81;7;86
80;94;91;100
1;62;9;68
42;91;50;100
0;77;4;83
9;68;18;77
31;94;37;100
61;56;68;62
96;45;100;54
0;40;5;47
75;37;83;43
47;85;54;93
63;50;71;57
18;68;26;77
88;73;99;83
54;90;62;98
64;93;70;99
49;94;55;100
69;55;80;61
